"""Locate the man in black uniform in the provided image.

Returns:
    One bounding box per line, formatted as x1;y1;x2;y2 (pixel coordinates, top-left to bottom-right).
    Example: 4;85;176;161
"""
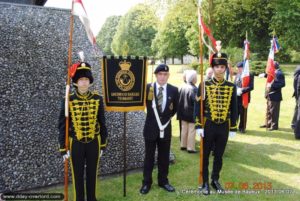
58;62;108;201
140;64;178;194
195;51;237;195
234;62;254;133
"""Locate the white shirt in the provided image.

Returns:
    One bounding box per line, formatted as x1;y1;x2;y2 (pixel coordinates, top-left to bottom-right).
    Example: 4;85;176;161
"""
156;82;167;112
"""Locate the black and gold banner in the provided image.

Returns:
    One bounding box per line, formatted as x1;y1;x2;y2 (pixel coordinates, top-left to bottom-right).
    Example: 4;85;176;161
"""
101;56;148;112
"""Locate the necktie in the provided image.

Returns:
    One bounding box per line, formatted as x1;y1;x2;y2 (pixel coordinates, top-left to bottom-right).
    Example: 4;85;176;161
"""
157;86;164;112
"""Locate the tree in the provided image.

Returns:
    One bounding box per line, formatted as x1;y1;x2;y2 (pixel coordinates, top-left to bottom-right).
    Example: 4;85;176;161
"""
206;0;274;59
96;16;121;55
111;4;159;56
152;0;196;62
270;0;300;52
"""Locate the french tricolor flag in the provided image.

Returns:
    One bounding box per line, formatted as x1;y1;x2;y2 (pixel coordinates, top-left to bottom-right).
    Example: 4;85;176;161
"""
241;40;250;108
266;37;280;84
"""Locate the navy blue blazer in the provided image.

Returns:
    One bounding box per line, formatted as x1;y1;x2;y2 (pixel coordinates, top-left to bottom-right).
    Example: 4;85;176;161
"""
143;83;178;141
268;69;285;102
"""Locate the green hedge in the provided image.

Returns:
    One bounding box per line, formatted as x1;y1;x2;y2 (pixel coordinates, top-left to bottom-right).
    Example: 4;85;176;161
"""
250;60;267;75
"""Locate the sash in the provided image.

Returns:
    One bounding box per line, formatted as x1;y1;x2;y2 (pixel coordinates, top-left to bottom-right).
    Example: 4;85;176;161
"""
151;83;170;138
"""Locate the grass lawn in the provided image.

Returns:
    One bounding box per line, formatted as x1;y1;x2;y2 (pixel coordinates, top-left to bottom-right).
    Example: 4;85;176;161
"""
46;64;300;201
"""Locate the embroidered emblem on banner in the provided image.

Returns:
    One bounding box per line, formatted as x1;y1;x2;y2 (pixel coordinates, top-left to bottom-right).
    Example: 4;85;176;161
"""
115;60;135;91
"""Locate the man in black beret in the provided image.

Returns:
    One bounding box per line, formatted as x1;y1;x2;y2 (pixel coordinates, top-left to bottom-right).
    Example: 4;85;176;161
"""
58;62;108;201
234;62;254;133
195;51;237;195
140;63;178;194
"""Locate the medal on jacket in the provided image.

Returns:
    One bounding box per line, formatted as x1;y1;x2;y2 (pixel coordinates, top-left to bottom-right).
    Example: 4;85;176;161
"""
148;86;154;100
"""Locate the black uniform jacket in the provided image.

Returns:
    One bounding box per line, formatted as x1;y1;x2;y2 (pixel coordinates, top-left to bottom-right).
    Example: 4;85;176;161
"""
143;83;178;141
194;78;238;131
58;90;108;154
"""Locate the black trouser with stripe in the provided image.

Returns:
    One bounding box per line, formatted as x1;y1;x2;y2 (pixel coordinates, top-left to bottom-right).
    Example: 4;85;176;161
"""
70;137;100;201
202;120;229;183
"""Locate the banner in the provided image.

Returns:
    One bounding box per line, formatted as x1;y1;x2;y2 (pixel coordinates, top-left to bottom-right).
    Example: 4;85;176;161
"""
101;56;147;112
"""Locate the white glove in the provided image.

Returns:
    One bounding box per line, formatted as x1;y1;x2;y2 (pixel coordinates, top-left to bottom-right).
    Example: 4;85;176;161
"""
266;83;272;88
63;151;70;162
229;131;236;138
237;88;242;96
196;129;204;137
100;150;103;158
258;73;265;78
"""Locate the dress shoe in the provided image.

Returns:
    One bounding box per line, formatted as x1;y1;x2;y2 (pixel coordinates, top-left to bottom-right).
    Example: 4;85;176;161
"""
259;125;267;128
200;182;210;195
180;147;187;151
211;180;225;193
140;184;151;194
159;184;175;192
187;150;198;153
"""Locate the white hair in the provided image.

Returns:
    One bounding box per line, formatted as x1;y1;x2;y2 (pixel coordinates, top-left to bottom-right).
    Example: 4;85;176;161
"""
185;70;197;84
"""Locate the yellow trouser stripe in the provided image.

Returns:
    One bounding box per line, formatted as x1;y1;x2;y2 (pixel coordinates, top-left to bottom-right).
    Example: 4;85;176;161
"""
96;135;101;198
69;138;76;201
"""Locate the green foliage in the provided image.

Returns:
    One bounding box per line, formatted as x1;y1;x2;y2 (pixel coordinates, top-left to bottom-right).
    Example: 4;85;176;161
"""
111;4;159;56
223;47;243;66
270;0;300;52
189;60;199;71
276;49;291;63
251;60;266;75
152;0;196;58
290;50;300;63
188;60;210;73
205;0;273;59
96;16;121;55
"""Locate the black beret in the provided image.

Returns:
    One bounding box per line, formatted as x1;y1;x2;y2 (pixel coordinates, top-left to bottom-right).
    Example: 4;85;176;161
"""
210;52;228;67
72;62;94;84
154;64;169;74
236;61;243;68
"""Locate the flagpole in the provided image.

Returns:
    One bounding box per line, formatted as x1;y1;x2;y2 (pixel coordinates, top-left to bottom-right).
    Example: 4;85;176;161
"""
197;3;204;187
64;1;74;201
243;31;248;130
121;49;129;197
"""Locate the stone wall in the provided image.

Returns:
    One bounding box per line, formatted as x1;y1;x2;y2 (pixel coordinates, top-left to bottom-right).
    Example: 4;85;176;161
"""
0;3;145;192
